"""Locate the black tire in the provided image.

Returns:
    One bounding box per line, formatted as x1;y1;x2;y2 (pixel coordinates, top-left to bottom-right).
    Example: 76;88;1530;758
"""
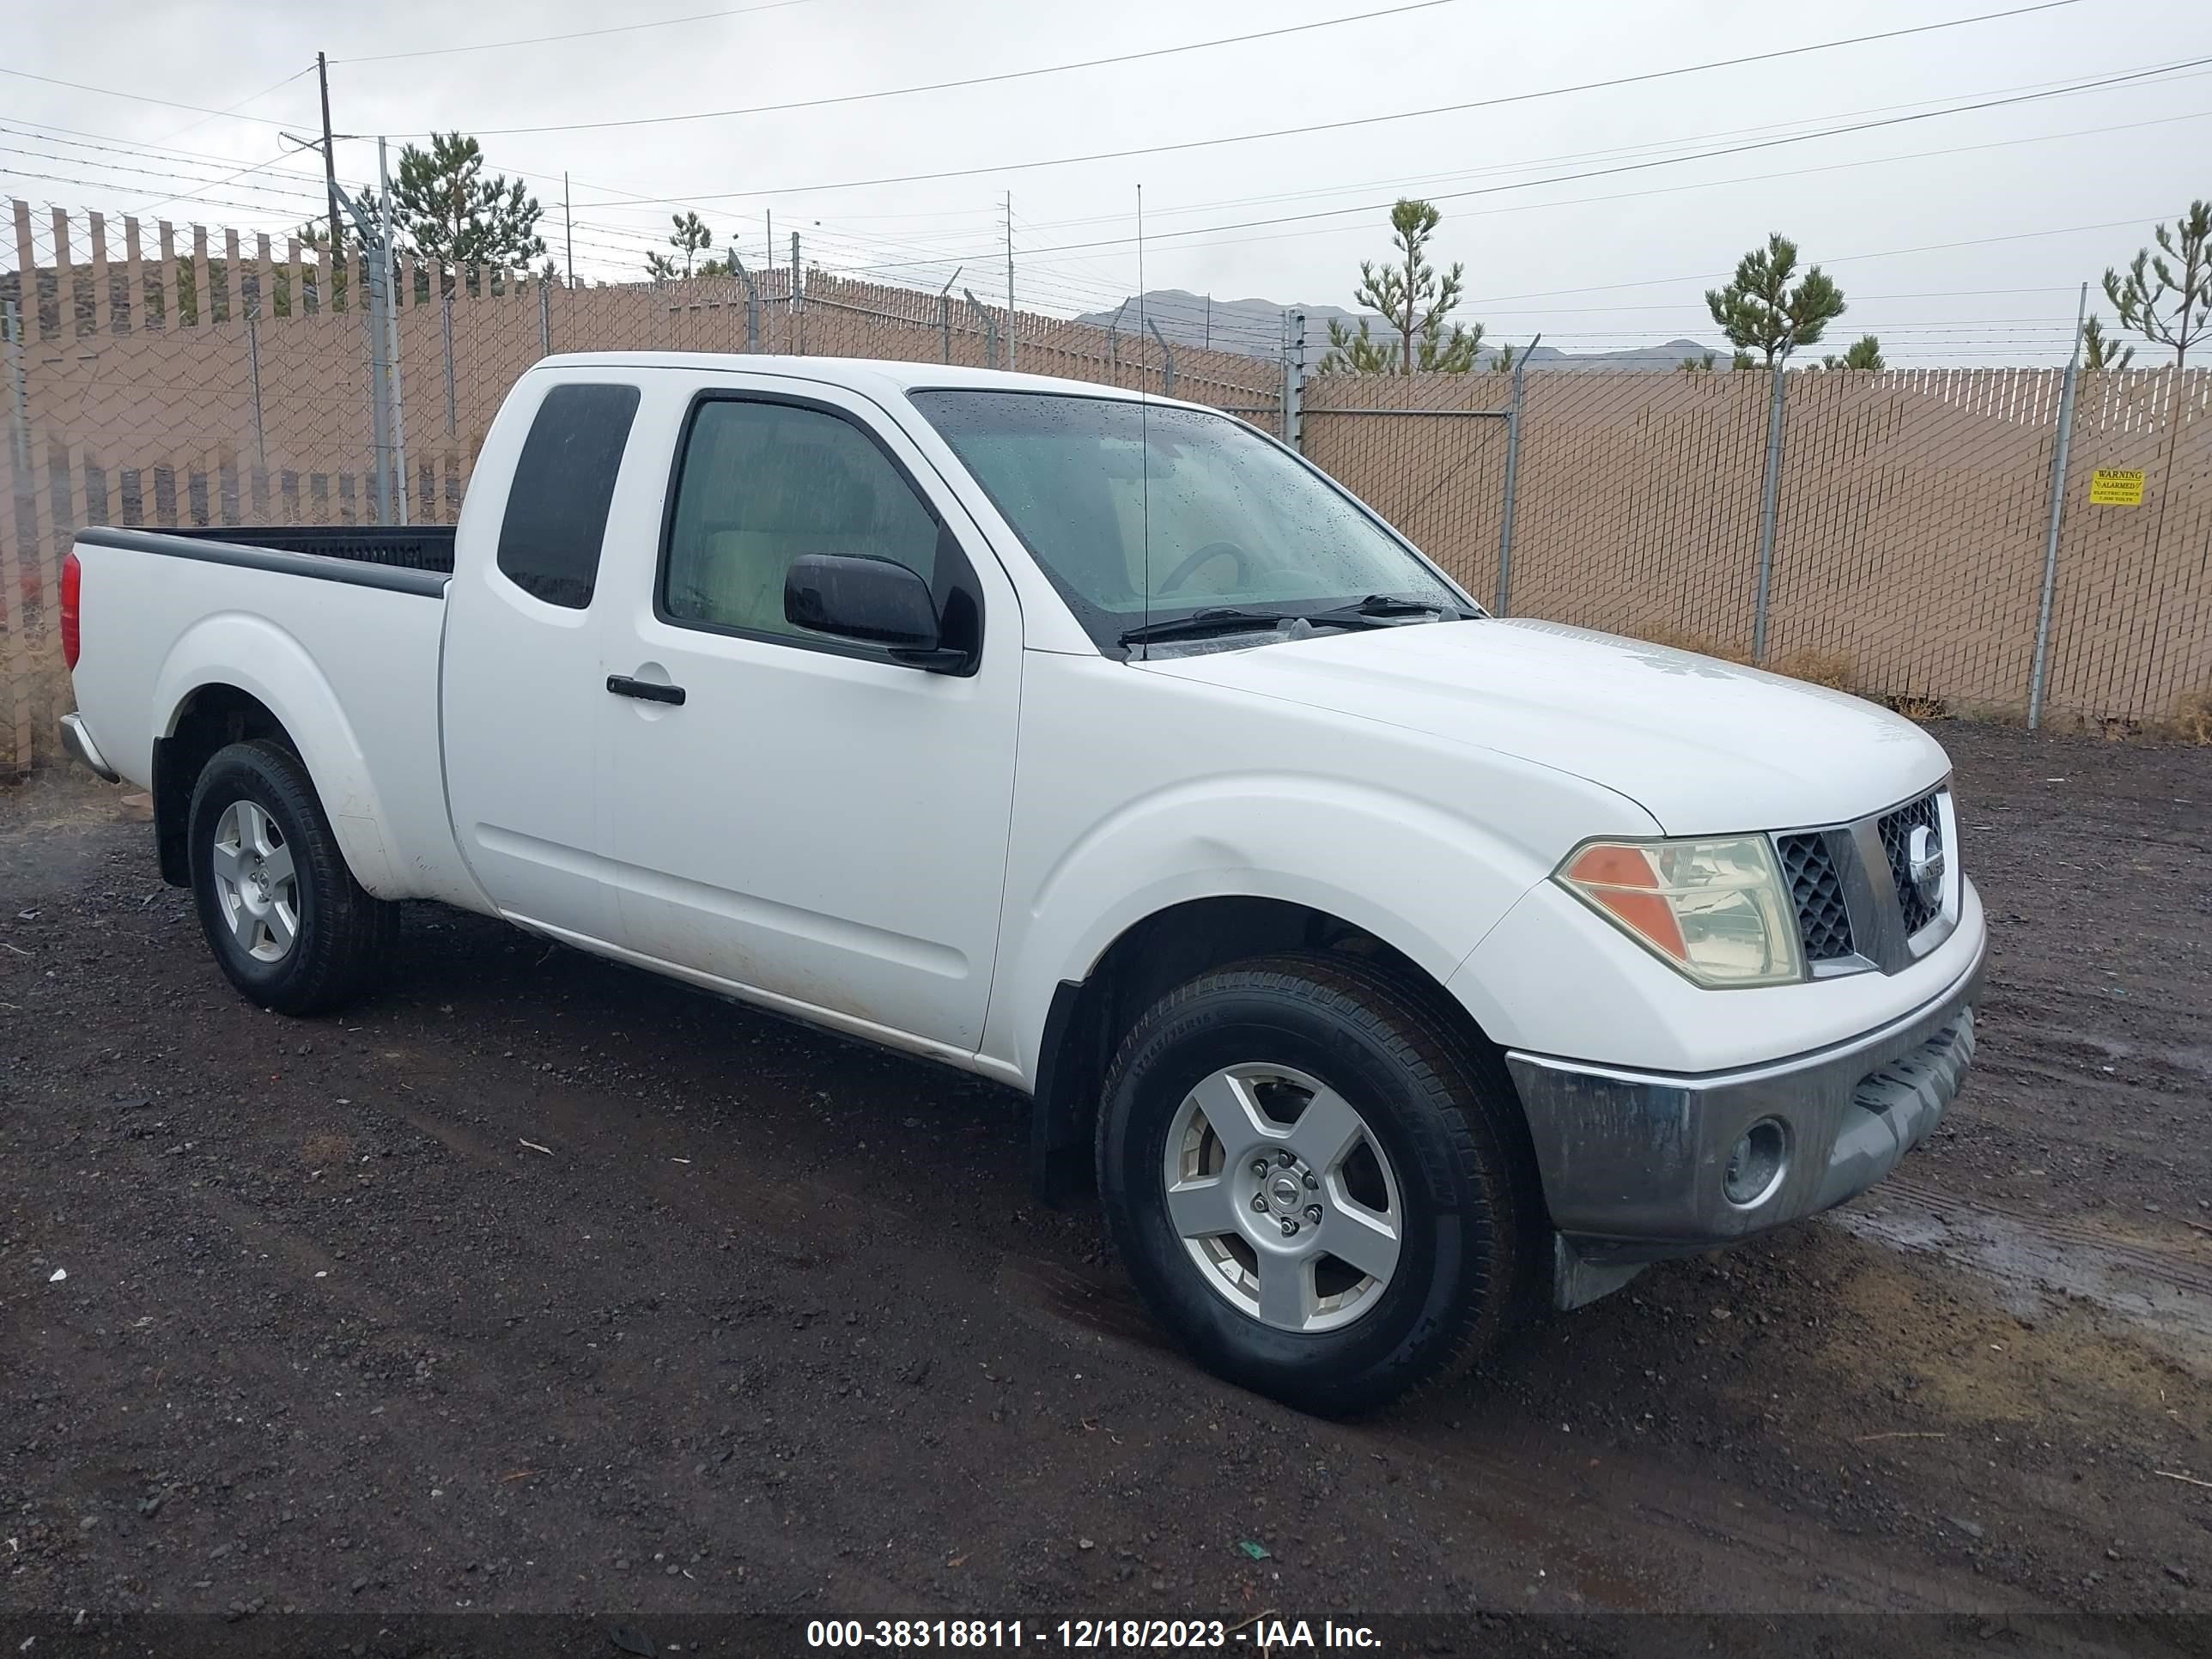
187;738;397;1016
1097;951;1530;1415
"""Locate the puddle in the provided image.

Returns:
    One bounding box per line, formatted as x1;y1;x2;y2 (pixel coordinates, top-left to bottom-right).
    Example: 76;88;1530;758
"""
1831;1172;2212;1351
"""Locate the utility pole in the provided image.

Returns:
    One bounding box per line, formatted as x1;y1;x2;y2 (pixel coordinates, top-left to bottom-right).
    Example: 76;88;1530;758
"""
1004;191;1016;372
562;171;574;287
317;52;342;258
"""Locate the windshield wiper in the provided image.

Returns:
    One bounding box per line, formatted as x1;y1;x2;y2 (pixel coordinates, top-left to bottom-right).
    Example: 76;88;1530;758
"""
1118;596;1450;650
1310;592;1466;622
1117;608;1291;647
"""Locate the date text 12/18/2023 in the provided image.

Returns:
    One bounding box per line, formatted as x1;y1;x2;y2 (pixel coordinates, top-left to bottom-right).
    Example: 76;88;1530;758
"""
805;1619;1382;1650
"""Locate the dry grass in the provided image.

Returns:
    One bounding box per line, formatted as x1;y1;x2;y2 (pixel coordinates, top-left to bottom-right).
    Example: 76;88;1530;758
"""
1769;647;1854;690
1885;693;1950;722
2167;685;2212;745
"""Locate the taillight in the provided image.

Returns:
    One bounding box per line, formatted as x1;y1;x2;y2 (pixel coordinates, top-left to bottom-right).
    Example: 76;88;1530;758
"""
60;551;82;671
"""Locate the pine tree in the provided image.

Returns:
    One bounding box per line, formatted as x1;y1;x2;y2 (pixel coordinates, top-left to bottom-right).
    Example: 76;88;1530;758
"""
1320;198;1484;374
391;132;546;274
2080;314;2134;370
2103;201;2210;371
1679;352;1717;373
1820;335;1884;371
1705;233;1845;365
668;211;714;277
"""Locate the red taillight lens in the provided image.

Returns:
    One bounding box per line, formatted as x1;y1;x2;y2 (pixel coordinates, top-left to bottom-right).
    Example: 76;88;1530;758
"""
60;551;82;670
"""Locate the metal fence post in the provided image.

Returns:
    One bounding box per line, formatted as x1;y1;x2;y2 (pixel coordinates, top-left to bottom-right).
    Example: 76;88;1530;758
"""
1494;331;1540;617
1287;311;1307;451
790;231;802;353
363;247;392;524
441;287;457;436
1750;353;1790;664
732;257;760;351
935;266;962;364
963;289;997;369
1148;319;1176;396
380;143;411;532
538;279;551;357
246;307;267;475
2028;284;2090;732
4;300;29;479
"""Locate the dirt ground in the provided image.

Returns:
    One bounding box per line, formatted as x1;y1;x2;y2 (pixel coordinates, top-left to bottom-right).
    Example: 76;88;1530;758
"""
3;723;2210;1655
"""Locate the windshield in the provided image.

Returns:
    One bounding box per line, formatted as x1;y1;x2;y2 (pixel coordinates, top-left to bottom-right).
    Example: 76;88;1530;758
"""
908;389;1469;653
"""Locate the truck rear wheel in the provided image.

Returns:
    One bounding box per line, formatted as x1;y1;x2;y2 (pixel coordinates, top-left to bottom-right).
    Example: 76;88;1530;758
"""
1097;951;1528;1415
187;738;397;1016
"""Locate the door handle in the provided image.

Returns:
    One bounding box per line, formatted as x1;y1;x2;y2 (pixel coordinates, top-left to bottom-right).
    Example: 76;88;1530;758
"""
606;674;686;706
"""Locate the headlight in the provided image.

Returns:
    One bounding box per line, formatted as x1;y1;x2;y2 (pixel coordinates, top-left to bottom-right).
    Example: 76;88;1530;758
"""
1556;836;1804;988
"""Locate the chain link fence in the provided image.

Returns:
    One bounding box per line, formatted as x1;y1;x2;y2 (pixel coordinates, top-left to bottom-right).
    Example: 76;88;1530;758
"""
1302;362;2212;734
0;198;1282;772
6;194;2209;774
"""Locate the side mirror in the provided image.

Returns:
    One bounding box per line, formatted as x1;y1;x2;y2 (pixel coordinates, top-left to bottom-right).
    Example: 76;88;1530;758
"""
784;553;970;672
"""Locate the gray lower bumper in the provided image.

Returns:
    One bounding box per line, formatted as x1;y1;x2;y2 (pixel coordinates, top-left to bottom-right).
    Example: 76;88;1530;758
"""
59;712;119;781
1505;939;1984;1306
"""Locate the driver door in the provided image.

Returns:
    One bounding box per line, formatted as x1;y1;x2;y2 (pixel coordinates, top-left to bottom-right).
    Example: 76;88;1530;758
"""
600;380;1021;1057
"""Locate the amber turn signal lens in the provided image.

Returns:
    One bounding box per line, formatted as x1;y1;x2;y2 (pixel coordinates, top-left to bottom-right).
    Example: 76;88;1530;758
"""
1561;843;1689;962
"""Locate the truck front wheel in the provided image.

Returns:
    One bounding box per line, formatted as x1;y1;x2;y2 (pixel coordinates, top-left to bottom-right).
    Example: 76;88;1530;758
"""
1097;952;1529;1415
186;738;397;1016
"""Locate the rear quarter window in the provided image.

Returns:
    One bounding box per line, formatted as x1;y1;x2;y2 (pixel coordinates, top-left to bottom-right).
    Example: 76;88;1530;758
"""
495;382;641;608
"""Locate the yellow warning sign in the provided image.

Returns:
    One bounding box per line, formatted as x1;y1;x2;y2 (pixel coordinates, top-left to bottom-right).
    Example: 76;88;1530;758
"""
2089;469;2146;506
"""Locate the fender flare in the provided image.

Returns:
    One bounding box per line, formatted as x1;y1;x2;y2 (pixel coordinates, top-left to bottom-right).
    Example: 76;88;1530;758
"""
995;771;1555;1090
153;612;400;896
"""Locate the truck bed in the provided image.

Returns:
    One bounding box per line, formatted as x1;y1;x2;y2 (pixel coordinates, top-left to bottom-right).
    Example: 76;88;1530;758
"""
66;521;473;907
152;525;457;576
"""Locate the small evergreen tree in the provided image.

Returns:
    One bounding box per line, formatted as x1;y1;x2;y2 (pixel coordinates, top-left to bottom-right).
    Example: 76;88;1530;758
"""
2103;201;2210;371
391;131;546;272
1320;198;1484;374
669;211;714;277
2080;314;2134;370
1820;335;1884;371
1705;233;1845;365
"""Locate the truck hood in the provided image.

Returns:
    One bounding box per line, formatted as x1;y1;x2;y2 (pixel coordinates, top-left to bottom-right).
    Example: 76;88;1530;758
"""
1142;617;1949;835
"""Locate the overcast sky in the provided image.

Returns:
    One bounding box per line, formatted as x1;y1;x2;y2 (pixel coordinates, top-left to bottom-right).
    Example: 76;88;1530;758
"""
7;0;2206;363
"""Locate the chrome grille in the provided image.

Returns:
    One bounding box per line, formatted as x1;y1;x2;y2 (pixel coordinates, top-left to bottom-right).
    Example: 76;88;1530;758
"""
1777;832;1855;962
1878;792;1945;936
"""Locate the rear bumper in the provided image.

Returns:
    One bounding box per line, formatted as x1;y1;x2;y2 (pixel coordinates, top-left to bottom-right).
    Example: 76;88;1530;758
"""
1505;927;1984;1304
59;712;119;781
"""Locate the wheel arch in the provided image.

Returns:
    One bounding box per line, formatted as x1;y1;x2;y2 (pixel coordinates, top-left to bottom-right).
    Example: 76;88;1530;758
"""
153;671;392;896
1027;895;1539;1212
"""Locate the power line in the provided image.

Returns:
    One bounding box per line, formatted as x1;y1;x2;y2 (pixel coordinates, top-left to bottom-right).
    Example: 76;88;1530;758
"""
568;0;2087;202
996;59;2212;237
149;63;319;148
467;0;1461;137
333;0;814;64
995;60;2212;257
0;65;306;130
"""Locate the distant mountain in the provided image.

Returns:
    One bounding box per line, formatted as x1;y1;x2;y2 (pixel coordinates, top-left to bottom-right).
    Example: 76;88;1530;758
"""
1075;289;1728;371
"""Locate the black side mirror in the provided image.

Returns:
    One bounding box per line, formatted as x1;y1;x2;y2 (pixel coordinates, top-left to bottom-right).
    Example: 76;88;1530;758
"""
784;554;971;672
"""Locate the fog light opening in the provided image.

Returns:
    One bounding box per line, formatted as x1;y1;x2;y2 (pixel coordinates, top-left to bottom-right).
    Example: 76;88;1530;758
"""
1723;1117;1789;1208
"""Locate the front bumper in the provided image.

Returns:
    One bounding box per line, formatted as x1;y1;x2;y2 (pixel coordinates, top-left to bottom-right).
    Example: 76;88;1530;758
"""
59;712;119;781
1505;932;1984;1307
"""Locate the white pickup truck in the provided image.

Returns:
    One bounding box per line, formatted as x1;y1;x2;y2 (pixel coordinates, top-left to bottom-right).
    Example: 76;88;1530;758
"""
60;353;1984;1412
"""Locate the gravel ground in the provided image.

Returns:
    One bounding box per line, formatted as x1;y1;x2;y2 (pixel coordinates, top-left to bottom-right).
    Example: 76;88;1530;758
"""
3;722;2209;1656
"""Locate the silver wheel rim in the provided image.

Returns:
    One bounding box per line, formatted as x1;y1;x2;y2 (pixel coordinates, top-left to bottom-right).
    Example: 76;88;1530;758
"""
211;799;299;963
1162;1062;1404;1334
